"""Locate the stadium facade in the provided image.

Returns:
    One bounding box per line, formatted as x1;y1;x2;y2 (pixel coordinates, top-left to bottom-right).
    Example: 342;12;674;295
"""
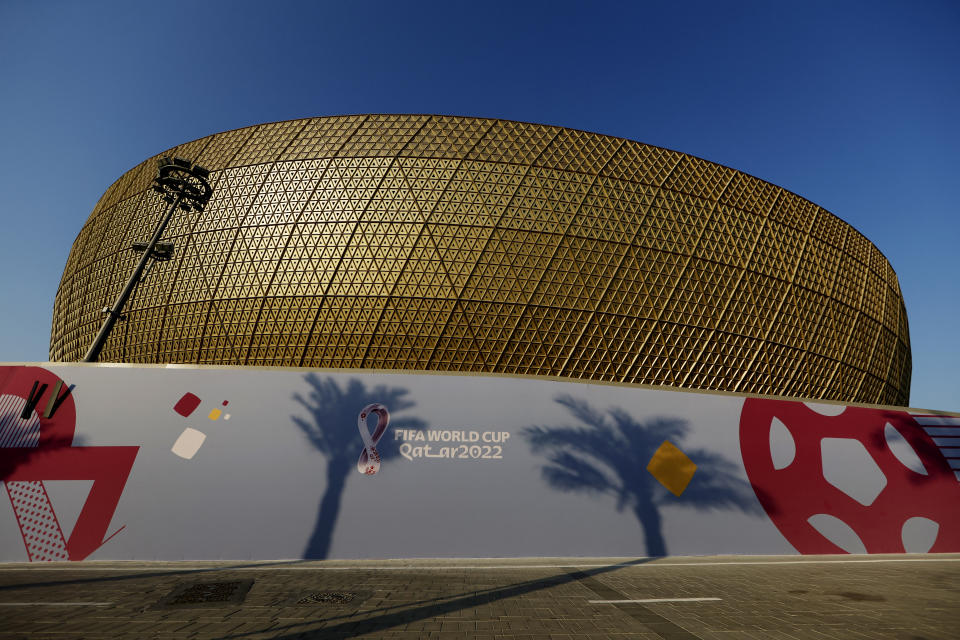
50;115;911;405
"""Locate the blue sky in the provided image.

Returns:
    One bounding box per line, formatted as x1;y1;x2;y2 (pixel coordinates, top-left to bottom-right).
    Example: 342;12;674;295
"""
0;0;956;411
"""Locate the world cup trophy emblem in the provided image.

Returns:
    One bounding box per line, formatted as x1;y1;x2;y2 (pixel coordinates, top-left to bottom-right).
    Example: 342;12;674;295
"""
357;403;390;475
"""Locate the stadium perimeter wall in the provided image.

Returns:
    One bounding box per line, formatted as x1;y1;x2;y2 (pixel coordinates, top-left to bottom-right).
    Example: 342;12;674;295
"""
0;363;956;562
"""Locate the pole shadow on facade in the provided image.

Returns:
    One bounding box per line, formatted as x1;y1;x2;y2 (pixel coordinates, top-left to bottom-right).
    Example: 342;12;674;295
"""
0;410;83;481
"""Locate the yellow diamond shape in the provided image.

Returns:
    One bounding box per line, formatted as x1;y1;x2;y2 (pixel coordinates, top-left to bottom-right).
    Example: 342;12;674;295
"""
646;440;697;497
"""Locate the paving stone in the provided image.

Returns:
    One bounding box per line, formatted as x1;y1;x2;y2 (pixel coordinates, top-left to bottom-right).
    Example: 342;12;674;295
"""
0;555;958;639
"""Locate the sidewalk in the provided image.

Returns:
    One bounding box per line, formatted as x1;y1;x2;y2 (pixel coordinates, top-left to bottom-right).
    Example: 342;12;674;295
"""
1;555;957;639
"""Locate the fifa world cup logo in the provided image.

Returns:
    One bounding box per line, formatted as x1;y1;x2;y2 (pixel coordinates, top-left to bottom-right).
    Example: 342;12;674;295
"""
357;403;389;476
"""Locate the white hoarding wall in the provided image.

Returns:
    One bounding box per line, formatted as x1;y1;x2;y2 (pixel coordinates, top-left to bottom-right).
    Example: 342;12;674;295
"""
1;364;957;561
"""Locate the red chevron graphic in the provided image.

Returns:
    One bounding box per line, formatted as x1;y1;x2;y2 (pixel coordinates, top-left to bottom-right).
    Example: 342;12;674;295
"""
0;366;139;561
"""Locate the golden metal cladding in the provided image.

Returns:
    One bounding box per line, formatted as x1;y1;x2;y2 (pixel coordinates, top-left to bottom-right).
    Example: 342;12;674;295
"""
49;115;912;405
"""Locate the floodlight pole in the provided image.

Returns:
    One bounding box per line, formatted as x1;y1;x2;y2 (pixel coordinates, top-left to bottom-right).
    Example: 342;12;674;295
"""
82;195;182;363
83;158;212;363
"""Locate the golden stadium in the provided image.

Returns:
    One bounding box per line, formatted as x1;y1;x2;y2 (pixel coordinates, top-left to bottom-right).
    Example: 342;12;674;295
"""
50;115;911;405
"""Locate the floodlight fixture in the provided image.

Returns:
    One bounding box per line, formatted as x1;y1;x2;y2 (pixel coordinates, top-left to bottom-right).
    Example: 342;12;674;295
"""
132;241;174;261
152;156;214;211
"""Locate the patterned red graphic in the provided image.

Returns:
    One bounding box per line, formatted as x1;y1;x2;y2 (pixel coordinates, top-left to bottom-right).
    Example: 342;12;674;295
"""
5;481;68;561
0;366;139;561
173;392;202;417
740;399;960;553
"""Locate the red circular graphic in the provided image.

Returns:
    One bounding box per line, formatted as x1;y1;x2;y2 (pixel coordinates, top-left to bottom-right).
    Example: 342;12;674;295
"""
740;399;960;553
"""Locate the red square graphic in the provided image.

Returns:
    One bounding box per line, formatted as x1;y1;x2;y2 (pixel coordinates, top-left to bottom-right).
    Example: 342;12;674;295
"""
173;392;201;417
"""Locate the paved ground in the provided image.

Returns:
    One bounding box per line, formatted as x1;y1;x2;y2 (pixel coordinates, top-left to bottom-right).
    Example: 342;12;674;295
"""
0;555;957;639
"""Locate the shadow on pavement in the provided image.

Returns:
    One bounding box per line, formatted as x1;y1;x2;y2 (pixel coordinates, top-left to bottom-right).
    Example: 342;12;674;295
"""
218;558;654;639
0;559;308;592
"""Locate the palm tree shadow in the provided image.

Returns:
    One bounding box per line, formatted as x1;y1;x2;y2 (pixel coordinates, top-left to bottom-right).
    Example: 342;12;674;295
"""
292;373;427;559
523;394;761;557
